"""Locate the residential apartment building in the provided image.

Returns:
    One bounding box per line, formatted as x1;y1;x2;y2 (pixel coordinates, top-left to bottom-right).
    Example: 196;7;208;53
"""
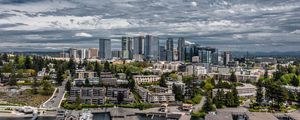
133;75;160;84
106;87;134;104
68;87;106;105
75;69;97;79
136;87;175;103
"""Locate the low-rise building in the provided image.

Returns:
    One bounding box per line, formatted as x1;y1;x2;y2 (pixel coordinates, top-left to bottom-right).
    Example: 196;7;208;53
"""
136;87;175;103
99;72;117;86
68;87;106;105
75;69;96;79
212;84;256;98
133;75;160;84
106;87;134;104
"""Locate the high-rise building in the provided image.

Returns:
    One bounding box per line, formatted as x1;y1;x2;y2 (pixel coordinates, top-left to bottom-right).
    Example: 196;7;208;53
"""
178;37;185;61
69;48;79;59
198;50;211;63
211;49;219;65
159;46;166;61
99;39;111;60
80;48;88;60
223;51;232;66
88;48;99;59
133;36;144;55
166;38;174;61
121;37;133;59
144;35;160;61
112;50;122;58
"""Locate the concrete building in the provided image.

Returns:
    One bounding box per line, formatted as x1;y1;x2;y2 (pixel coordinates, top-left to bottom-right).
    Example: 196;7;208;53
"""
99;72;117;86
136;87;175;103
144;35;160;61
112;50;122;58
106;87;135;104
133;75;160;84
99;39;112;60
223;51;232;66
166;38;174;61
122;37;133;59
178;37;185;61
88;48;99;59
186;64;207;76
133;36;144;55
212;84;256;98
68;87;106;105
75;69;96;79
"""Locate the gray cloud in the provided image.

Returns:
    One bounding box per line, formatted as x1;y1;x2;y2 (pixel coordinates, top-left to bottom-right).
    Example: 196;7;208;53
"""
0;0;299;52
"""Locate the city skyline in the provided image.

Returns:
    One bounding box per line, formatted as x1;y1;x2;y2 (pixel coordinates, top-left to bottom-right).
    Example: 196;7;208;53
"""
0;0;300;52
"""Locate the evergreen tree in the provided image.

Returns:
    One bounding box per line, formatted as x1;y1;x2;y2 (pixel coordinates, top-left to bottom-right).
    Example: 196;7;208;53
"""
31;78;39;94
213;89;225;108
256;86;264;105
232;88;239;107
104;61;110;72
68;57;76;77
274;85;288;108
24;56;32;69
128;78;135;90
84;78;90;86
2;53;8;62
172;84;183;101
159;74;167;87
264;68;269;79
203;97;215;112
14;55;19;66
94;62;101;77
290;75;299;87
8;74;17;86
56;67;64;85
225;91;235;107
117;92;124;104
230;72;237;83
65;80;71;94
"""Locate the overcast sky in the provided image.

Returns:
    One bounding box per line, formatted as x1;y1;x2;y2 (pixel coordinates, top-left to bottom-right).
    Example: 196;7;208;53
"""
0;0;299;52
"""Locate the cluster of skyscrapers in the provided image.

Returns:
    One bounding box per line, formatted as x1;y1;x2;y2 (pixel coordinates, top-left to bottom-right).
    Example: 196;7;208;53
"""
67;35;232;65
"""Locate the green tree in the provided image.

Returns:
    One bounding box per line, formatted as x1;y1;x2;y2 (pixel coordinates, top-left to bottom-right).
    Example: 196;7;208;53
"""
56;67;64;85
94;62;101;77
230;72;237;83
65;80;71;94
8;74;17;86
159;74;167;87
290;75;299;87
264;68;269;79
2;53;8;62
203;97;215;112
172;84;183;101
256;86;264;105
104;61;110;72
84;78;90;86
213;89;225;108
68;57;76;76
31;78;39;94
225;91;235;107
24;56;32;69
274;85;288;108
117;92;124;104
128;78;135;90
40;80;54;95
232;88;239;107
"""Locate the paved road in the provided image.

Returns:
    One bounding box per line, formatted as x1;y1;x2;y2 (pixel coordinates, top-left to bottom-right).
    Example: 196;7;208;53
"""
42;80;67;109
193;96;206;112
